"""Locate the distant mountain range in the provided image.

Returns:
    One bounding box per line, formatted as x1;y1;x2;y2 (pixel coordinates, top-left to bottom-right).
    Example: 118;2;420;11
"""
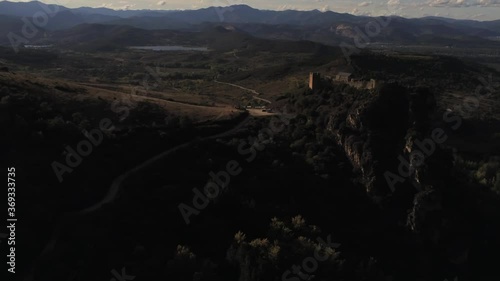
1;0;500;48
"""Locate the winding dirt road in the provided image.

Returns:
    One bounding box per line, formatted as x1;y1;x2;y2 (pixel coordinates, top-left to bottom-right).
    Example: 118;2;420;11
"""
23;116;251;281
25;79;273;280
214;80;272;104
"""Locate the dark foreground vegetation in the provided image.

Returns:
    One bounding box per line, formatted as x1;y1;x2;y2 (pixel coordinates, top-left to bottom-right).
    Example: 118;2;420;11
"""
1;8;500;280
5;68;499;281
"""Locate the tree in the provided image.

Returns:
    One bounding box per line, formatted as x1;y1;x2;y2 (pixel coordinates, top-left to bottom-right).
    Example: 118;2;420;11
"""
226;216;342;281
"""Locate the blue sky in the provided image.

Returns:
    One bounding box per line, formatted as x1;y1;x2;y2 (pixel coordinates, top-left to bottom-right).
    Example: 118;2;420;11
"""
10;0;500;20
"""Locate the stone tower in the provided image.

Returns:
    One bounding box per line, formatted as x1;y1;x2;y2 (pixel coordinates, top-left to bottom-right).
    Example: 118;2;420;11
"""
309;72;320;90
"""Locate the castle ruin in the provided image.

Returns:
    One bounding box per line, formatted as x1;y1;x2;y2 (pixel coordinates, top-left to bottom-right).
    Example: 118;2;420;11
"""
307;72;378;91
309;72;321;90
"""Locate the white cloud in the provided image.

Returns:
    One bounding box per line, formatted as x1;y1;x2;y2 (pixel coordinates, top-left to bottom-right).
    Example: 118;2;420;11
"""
428;0;471;7
387;0;401;6
428;0;500;7
476;0;500;6
97;1;135;10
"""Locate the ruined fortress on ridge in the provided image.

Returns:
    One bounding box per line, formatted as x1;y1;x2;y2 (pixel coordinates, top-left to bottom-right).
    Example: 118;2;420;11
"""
309;72;378;91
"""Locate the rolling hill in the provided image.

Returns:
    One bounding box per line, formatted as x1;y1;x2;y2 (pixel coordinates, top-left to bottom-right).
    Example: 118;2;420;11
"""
1;1;500;49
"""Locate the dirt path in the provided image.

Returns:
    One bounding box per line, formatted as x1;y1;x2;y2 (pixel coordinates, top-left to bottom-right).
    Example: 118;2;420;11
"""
214;80;272;104
23;116;251;281
78;115;250;216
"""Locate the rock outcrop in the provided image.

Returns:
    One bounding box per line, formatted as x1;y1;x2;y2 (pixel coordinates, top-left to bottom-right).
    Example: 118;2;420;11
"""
326;83;410;198
326;83;479;272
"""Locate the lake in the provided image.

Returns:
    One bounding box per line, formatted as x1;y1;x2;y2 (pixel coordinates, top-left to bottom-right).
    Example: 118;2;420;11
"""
129;46;209;52
24;45;54;49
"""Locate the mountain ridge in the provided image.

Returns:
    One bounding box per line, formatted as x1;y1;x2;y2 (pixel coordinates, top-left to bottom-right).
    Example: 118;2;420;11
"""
1;0;499;22
1;0;500;48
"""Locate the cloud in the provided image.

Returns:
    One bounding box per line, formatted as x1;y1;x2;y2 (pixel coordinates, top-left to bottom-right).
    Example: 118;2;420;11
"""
277;4;297;11
427;0;500;7
157;1;166;5
387;0;401;6
350;7;373;16
98;1;135;10
358;1;372;7
476;0;500;6
428;0;471;7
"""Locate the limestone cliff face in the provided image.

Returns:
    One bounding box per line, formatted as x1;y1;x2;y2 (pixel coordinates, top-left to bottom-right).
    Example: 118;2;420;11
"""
403;90;460;248
325;84;449;196
325;84;472;266
326;83;411;198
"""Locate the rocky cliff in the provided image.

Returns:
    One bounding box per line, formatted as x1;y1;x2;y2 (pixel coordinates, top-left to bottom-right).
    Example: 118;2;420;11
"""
326;83;411;198
325;83;486;273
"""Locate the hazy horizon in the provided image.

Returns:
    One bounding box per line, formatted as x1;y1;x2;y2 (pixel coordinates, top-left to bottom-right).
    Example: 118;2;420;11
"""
4;0;500;20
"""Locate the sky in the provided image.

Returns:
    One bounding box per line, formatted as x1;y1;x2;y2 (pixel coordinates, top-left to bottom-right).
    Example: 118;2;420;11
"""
9;0;500;20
